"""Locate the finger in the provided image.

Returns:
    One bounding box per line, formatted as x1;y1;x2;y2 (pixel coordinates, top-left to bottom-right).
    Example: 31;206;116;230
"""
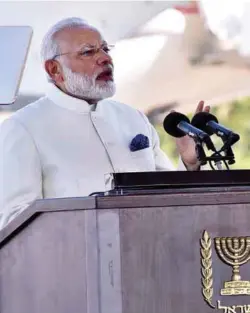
204;105;210;112
195;100;204;114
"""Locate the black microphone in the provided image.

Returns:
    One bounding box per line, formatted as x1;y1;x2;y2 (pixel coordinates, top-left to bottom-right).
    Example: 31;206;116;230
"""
191;112;239;165
191;112;240;145
163;112;216;151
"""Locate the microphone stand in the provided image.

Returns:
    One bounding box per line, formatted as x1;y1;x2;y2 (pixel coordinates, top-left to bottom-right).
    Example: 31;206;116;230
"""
194;140;207;166
219;133;237;165
194;137;236;170
214;160;224;170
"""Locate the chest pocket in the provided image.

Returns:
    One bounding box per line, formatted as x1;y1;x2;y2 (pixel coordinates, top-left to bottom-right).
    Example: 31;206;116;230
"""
129;147;156;171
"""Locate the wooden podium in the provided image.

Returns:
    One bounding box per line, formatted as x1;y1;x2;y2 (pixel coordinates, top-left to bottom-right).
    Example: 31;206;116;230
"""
1;170;250;313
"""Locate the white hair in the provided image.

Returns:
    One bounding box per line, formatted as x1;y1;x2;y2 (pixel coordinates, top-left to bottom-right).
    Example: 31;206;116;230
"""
62;63;116;100
40;17;94;63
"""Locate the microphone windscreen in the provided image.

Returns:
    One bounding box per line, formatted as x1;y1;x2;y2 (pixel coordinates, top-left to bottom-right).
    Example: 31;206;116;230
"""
163;112;190;138
191;112;218;135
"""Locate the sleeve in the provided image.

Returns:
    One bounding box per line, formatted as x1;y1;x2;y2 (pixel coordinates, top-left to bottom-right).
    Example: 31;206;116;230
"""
137;110;210;171
150;123;188;171
151;125;208;171
0;117;43;229
137;111;177;171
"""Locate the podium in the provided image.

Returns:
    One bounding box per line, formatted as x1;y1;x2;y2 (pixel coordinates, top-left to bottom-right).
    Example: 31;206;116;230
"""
1;170;250;313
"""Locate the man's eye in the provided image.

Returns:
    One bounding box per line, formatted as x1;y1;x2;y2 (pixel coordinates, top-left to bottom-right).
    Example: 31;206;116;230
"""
103;47;111;53
79;49;95;56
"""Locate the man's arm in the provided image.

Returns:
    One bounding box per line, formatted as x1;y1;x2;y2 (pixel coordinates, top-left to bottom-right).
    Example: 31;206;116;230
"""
139;111;198;171
0;117;43;229
149;124;175;171
137;111;175;170
149;122;189;171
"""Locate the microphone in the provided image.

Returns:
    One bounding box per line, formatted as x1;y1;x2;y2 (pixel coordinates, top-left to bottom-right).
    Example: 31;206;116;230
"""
163;112;216;151
191;112;239;165
191;112;240;145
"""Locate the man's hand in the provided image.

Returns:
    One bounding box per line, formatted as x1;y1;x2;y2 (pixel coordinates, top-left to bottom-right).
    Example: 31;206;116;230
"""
175;101;210;171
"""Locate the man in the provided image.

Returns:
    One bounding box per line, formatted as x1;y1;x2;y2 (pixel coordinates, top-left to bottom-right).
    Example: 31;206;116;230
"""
0;17;210;229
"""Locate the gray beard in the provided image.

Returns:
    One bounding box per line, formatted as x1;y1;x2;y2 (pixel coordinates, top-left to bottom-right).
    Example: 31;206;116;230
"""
62;65;116;101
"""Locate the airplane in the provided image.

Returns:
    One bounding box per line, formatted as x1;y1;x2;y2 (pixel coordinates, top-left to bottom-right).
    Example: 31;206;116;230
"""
1;0;250;124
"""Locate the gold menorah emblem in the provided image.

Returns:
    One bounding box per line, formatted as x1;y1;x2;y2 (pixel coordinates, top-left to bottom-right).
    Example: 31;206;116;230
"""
215;236;250;296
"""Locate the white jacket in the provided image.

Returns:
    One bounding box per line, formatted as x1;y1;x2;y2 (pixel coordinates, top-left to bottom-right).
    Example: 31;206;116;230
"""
0;83;186;228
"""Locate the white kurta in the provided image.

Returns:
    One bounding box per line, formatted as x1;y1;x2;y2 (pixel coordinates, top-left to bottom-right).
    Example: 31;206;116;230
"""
0;83;186;228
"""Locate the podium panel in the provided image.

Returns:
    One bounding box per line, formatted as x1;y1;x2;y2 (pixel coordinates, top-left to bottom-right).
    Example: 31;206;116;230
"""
1;171;250;313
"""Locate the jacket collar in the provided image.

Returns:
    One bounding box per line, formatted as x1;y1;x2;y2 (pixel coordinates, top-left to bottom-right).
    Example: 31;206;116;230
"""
46;83;96;113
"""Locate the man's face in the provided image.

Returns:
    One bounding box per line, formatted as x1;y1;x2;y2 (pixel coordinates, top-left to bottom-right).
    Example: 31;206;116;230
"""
48;26;115;101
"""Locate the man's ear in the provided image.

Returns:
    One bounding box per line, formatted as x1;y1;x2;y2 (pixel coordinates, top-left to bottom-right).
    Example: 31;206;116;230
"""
45;60;64;83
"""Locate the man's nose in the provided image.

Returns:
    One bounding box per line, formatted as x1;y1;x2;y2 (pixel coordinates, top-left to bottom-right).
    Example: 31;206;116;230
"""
96;51;113;66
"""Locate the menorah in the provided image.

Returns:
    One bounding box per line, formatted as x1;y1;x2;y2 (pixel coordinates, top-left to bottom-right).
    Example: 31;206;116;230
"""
215;237;250;295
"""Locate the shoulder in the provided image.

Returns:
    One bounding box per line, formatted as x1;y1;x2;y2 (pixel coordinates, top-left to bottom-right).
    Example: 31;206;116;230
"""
0;96;53;140
0;113;33;147
11;97;47;119
1;96;54;132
